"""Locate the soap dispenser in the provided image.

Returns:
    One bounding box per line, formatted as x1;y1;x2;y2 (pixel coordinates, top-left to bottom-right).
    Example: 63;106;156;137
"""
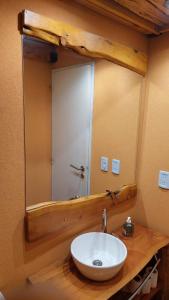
122;216;134;237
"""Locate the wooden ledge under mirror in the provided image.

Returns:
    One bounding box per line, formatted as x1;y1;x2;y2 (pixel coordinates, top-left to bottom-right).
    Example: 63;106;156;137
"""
21;10;143;243
26;184;137;242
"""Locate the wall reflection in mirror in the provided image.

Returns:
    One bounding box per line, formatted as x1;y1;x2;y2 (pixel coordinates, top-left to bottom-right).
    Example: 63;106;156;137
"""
23;35;142;207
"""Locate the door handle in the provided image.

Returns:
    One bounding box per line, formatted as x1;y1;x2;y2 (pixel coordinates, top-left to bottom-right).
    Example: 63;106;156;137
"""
70;164;85;172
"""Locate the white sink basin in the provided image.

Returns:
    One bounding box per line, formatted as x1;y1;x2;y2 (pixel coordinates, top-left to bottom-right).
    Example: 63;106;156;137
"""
71;232;127;281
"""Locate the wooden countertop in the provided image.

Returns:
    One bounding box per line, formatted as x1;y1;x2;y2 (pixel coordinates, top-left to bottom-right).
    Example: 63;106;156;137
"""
28;224;169;300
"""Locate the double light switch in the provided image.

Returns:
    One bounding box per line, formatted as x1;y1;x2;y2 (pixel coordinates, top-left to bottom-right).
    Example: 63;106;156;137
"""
100;157;120;174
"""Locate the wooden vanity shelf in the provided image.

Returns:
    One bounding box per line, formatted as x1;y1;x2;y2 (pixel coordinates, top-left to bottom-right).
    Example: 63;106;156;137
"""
110;254;162;300
134;286;162;300
28;224;169;300
131;286;161;299
109;285;162;300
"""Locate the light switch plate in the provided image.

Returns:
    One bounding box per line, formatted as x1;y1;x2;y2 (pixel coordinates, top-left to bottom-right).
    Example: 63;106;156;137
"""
112;159;120;174
158;170;169;189
101;156;108;172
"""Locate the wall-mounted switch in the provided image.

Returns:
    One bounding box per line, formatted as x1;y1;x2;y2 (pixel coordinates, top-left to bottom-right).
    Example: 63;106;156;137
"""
158;170;169;189
101;156;108;172
112;159;120;174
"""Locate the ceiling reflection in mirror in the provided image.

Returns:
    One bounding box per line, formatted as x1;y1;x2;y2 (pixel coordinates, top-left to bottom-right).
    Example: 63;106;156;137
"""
23;35;142;207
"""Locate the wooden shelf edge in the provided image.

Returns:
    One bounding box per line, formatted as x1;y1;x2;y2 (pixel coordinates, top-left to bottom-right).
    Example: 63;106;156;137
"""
25;184;137;243
26;184;136;216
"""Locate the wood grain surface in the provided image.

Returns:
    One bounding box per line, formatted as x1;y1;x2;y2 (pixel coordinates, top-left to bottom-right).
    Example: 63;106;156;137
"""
25;184;137;242
28;223;169;300
21;10;147;75
76;0;169;34
76;0;159;35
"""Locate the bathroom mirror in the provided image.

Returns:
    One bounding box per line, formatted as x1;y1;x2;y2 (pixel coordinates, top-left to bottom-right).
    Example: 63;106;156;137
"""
23;35;142;207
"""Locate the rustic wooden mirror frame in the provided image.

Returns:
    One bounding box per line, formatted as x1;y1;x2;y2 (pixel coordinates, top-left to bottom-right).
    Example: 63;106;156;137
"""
21;10;142;243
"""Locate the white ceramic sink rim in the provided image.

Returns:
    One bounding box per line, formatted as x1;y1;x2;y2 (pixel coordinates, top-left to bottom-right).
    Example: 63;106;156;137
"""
71;232;127;269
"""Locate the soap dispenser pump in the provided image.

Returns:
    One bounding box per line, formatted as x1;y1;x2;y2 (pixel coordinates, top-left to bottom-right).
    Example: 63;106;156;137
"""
122;216;134;237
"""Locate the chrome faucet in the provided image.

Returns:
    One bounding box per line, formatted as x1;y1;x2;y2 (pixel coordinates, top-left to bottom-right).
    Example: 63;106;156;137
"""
102;208;108;233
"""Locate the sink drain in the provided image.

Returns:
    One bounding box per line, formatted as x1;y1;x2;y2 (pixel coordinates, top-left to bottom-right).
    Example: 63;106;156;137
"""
92;259;103;266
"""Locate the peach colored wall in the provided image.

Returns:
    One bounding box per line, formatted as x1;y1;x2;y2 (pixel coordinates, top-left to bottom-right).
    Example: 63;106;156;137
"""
135;33;169;236
0;0;147;288
91;59;142;193
24;58;51;206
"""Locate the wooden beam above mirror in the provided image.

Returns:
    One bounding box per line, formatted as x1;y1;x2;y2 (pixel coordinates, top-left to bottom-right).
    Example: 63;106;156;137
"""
22;10;147;75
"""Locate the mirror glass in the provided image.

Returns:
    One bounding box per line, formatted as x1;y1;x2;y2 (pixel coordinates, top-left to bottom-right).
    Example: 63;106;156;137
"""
23;35;142;207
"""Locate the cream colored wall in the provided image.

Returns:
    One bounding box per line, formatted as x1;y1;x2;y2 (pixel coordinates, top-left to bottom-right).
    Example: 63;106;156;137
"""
24;58;51;206
0;0;147;288
91;59;142;193
135;33;169;236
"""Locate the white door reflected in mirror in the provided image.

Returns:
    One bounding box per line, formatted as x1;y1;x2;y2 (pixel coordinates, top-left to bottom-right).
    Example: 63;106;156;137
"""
52;64;94;200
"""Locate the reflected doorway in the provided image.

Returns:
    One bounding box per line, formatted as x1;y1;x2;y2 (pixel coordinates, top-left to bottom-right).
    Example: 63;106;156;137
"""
52;64;94;200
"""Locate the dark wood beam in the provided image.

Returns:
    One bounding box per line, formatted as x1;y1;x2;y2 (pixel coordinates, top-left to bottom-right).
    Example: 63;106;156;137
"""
75;0;160;34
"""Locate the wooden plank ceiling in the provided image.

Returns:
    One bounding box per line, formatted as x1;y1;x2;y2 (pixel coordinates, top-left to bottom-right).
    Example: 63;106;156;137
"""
75;0;169;35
